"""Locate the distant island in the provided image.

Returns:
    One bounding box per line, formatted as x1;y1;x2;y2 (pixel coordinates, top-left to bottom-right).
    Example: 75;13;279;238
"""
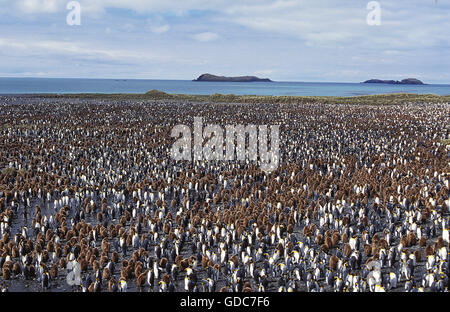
363;78;425;85
194;73;272;82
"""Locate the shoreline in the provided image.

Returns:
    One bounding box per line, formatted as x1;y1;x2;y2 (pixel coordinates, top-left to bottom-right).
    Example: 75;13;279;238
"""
3;91;450;105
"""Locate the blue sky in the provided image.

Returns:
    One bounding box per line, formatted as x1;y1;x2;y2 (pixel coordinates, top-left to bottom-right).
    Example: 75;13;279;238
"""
0;0;449;83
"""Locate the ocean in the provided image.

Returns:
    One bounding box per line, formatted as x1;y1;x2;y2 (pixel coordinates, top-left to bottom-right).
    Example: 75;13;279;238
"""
1;77;450;97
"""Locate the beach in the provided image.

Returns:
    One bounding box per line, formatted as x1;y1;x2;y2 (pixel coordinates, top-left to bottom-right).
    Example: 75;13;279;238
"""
0;94;449;292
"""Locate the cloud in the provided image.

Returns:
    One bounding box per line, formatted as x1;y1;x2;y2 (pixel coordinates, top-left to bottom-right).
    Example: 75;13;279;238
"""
0;37;175;63
150;24;170;34
192;32;218;42
16;0;62;14
0;0;449;82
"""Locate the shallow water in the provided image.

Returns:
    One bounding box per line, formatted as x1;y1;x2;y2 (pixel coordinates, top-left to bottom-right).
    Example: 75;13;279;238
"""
1;78;450;96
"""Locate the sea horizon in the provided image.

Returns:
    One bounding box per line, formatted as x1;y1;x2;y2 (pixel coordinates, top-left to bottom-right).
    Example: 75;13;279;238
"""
1;77;450;97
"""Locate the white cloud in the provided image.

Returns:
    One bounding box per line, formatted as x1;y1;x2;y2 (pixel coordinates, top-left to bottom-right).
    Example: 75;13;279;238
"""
150;24;170;34
0;37;174;63
1;0;449;82
16;0;62;14
192;32;218;42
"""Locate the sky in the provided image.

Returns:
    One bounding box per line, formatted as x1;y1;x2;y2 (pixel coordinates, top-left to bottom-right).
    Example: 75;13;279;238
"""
0;0;449;83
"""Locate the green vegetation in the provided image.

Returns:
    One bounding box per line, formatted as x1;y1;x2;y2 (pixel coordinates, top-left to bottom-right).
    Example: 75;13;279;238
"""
441;139;450;146
144;89;172;99
1;168;27;177
39;91;450;105
1;123;34;130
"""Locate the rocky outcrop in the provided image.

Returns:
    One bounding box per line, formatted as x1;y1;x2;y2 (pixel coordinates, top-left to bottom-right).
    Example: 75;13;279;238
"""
194;73;272;82
363;78;425;85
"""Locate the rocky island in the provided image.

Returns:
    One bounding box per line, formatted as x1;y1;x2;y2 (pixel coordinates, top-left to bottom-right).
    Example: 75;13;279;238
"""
363;78;425;85
194;73;272;82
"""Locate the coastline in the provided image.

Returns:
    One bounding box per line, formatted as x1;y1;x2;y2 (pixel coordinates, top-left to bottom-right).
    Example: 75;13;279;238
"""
21;91;450;105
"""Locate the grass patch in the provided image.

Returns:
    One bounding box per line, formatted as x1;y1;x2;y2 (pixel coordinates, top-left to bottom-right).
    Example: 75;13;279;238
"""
441;139;450;146
2;168;17;176
18;124;34;130
1;167;27;177
1;123;33;130
144;89;173;99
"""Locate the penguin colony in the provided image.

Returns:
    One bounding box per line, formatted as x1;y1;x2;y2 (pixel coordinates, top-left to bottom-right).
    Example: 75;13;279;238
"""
0;95;448;292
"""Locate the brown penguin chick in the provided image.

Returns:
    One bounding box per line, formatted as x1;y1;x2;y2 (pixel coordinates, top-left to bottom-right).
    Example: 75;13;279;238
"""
59;257;67;269
325;236;333;250
407;232;417;247
400;236;408;248
92;260;100;272
201;255;209;268
329;255;339;271
414;250;422;262
42;250;49;263
12;262;21;275
158;257;167;269
11;246;19;258
342;232;349;244
111;251;119;263
371;244;379;258
80;258;88;272
2;267;11;280
121;267;131;280
132;251;140;263
287;224;294;235
3;260;12;271
108;278;117;292
97;212;103;223
343;244;352;258
101;239;110;254
50;264;58;279
110;228;117;239
91;247;99;258
136;272;146;290
45;229;53;242
63;244;71;257
434;237;444;250
103;267;111;280
230;255;239;267
180;259;189;271
135;264;143;278
331;232;340;247
161;274;170;285
419;237;427;247
126;235;132;247
128;260;136;272
55;246;62;258
28;265;36;278
88;282;96;293
315;234;324;246
425;245;434;258
89;255;97;267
